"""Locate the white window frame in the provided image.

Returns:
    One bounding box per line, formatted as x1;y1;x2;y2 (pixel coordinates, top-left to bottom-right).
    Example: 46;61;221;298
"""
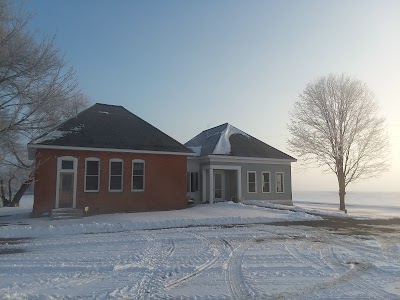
84;157;100;192
276;172;284;193
109;159;123;192
261;172;271;193
247;171;257;193
132;159;145;192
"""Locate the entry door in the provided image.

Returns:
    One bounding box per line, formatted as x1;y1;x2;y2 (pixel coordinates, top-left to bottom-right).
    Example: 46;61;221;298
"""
56;157;77;209
59;172;74;208
214;171;225;201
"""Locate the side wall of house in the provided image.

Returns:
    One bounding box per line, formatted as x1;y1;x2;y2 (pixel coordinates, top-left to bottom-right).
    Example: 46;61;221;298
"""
33;149;188;216
239;162;292;203
199;160;293;205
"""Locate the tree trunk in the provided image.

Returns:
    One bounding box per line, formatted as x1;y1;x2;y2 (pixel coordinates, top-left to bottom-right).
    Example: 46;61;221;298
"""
8;178;12;204
337;172;346;212
0;179;6;206
10;180;31;207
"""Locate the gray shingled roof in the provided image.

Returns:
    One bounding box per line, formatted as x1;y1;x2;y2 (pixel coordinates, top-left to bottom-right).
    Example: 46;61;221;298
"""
185;123;296;160
30;103;192;154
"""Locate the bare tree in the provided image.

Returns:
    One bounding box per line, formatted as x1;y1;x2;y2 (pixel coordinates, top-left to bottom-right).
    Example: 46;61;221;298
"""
288;74;390;211
0;0;89;206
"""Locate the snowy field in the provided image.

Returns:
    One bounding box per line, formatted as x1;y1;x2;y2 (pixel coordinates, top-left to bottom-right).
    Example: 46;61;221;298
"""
294;191;400;218
0;196;400;299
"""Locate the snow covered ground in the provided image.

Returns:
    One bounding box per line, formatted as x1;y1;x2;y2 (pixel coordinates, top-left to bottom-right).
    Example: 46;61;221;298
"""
0;196;400;299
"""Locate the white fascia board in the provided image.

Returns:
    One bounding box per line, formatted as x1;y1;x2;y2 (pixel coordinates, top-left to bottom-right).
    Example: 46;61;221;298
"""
28;144;195;157
204;155;296;164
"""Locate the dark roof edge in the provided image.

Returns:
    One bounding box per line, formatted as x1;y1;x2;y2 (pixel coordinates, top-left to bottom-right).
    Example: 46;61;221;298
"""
27;144;195;155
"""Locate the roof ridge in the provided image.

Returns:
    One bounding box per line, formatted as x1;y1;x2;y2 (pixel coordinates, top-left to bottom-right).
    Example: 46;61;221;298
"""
203;123;228;133
94;102;123;107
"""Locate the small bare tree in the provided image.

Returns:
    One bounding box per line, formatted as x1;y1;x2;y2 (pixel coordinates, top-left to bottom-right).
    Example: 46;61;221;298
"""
0;0;89;206
288;74;390;211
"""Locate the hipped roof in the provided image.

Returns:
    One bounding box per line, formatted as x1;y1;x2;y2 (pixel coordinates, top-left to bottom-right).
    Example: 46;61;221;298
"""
185;123;296;160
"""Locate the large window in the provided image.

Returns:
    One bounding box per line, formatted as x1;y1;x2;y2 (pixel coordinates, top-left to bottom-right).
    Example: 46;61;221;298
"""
85;158;100;192
187;172;199;193
109;159;123;191
262;172;270;193
132;160;145;191
276;172;284;193
247;171;256;193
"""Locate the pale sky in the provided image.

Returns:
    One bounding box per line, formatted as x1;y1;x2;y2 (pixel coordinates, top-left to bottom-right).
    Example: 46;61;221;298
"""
25;0;400;192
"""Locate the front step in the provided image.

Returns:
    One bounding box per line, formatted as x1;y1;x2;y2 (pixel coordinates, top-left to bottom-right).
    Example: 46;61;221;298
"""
50;208;83;220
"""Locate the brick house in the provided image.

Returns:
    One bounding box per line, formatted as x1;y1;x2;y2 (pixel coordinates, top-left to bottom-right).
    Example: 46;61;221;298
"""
28;103;193;217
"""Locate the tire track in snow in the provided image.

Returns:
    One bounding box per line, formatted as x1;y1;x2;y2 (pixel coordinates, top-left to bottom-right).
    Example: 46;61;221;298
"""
225;240;258;300
108;239;175;299
165;233;230;289
284;239;328;271
136;240;175;300
324;243;396;299
270;239;386;299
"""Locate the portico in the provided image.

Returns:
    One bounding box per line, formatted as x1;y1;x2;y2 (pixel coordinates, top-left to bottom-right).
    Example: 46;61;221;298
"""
202;165;242;204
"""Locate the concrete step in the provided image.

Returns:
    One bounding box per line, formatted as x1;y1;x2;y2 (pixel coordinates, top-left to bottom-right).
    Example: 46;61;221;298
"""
51;208;83;220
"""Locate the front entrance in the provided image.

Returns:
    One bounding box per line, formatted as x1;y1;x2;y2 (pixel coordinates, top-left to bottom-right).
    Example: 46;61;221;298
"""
214;171;225;201
56;157;77;209
59;172;74;208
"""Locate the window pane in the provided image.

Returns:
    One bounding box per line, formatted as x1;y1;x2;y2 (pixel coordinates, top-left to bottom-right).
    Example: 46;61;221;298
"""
249;182;256;193
263;173;270;193
248;172;255;182
276;173;284;192
86;161;99;175
263;173;270;183
133;162;144;175
263;182;270;192
133;176;144;190
277;173;283;182
111;161;122;175
191;172;198;192
86;176;98;191
62;160;74;170
110;176;122;190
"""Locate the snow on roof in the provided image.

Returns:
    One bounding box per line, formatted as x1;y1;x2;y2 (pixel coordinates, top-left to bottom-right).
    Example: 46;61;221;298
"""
33;124;84;144
33;130;66;144
213;124;249;155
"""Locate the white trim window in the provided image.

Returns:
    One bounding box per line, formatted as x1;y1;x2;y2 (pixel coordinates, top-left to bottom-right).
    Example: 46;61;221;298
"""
276;172;284;193
262;172;271;193
247;171;257;193
85;158;100;192
109;159;123;192
132;160;145;191
187;172;199;193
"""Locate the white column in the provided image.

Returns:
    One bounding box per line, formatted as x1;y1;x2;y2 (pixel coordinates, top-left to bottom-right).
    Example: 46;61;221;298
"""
202;168;207;203
209;168;214;204
237;168;242;201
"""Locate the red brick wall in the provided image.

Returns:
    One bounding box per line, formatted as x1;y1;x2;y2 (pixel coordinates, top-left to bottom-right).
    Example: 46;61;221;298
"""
33;148;188;216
